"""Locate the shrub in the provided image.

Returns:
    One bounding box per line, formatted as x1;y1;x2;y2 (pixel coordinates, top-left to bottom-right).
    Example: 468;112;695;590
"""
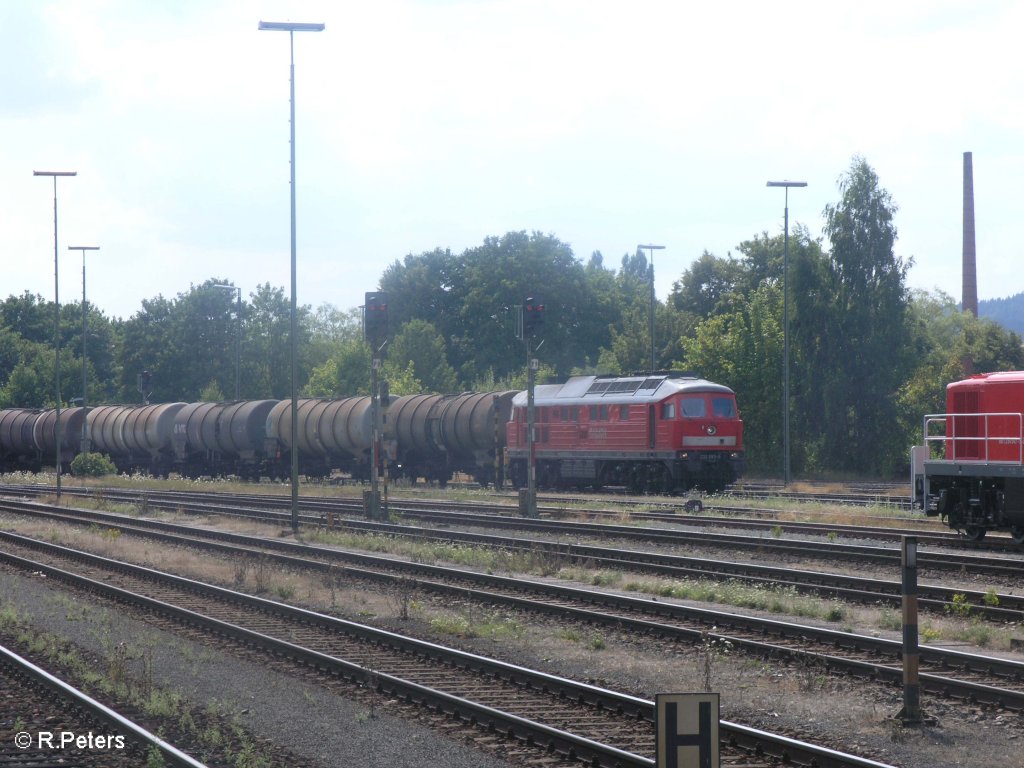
69;452;118;477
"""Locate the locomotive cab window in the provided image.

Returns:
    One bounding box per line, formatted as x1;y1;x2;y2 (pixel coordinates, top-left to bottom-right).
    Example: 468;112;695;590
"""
712;397;735;418
661;402;675;419
680;396;706;418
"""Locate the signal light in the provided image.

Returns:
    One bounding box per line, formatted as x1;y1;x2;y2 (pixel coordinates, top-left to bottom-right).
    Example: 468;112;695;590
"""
523;295;544;338
364;291;389;345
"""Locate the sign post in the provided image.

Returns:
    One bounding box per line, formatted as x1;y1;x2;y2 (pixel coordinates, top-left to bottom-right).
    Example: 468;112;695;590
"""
656;693;719;768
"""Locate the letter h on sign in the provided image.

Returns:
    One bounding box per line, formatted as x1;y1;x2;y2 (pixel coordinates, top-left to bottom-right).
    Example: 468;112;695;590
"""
656;693;719;768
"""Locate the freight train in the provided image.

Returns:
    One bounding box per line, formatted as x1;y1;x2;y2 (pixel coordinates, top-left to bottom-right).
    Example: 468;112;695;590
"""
0;392;517;488
912;371;1024;544
1;373;746;494
506;372;745;493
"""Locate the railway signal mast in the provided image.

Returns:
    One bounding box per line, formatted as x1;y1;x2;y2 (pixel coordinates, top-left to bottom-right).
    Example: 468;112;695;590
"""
364;291;390;520
520;295;544;518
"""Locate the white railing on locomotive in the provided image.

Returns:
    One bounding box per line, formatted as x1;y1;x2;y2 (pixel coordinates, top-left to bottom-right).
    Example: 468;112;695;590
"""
922;412;1023;464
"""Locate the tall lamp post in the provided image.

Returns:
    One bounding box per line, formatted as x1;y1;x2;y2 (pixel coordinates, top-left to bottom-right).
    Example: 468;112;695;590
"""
638;244;665;373
69;245;100;452
766;180;807;487
34;170;77;500
212;284;242;400
259;19;325;533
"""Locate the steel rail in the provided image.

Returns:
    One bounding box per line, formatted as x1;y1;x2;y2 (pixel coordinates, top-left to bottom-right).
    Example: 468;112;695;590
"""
0;642;208;768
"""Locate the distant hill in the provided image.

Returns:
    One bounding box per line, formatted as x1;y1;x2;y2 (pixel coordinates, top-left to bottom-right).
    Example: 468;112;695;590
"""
980;292;1024;335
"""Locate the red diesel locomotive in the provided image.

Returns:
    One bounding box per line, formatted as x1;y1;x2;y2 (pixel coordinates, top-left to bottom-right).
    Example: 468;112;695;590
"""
913;371;1024;544
506;372;744;494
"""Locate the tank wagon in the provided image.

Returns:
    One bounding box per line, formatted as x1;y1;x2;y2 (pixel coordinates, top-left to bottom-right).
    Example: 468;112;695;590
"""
913;371;1024;544
173;399;279;479
265;396;382;480
506;373;744;494
388;391;516;486
0;408;45;471
89;403;187;475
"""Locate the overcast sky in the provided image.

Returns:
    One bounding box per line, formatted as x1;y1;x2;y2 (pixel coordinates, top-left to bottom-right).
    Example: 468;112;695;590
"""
4;0;1022;321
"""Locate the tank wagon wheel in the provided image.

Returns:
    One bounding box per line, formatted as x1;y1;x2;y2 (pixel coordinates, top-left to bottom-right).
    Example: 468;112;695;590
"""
1011;527;1024;546
963;526;986;542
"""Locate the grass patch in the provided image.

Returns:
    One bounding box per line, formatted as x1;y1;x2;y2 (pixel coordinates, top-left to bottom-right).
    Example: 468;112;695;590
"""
618;576;850;624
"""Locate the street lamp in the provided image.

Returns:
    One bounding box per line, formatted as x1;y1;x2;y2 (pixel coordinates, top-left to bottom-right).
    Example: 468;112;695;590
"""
211;284;242;400
766;180;807;487
34;170;77;500
638;244;665;373
68;245;100;452
259;19;325;533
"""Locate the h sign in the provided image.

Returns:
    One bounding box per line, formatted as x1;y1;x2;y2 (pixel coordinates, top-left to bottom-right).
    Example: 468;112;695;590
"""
656;693;719;768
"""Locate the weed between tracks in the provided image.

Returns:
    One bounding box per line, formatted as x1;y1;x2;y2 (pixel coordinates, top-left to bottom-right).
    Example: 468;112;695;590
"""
0;592;279;768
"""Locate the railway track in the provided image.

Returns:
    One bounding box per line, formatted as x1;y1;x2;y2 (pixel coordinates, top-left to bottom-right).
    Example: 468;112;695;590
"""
3;496;1023;623
10;481;1015;554
4;507;1024;715
0;529;895;768
0;641;207;767
9;483;1020;579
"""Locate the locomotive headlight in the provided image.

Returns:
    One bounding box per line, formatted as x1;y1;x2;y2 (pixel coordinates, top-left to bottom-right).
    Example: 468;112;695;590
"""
706;425;717;435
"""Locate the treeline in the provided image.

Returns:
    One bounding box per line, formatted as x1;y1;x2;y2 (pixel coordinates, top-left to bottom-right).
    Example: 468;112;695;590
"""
2;156;1022;478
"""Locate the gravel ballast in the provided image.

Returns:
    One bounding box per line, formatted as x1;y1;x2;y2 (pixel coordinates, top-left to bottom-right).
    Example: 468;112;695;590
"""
0;568;520;768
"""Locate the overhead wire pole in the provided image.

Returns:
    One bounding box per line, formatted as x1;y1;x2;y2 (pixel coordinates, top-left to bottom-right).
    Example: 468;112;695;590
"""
766;180;807;487
638;244;664;373
34;170;77;500
259;19;325;534
69;245;100;452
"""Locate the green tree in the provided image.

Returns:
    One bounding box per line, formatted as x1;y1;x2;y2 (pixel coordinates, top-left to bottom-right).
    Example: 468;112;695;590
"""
387;319;458;393
671;250;743;320
898;290;1024;450
0;292;52;346
305;339;372;397
682;283;783;473
245;283;310;400
797;156;914;475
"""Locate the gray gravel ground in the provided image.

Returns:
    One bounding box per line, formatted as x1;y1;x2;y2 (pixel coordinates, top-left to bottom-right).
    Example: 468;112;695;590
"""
0;569;519;768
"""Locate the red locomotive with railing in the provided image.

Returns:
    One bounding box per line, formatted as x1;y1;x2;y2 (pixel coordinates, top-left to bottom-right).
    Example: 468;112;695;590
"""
913;371;1024;544
506;372;744;494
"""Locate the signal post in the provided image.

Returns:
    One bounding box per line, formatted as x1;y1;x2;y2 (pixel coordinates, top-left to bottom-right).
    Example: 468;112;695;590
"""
364;291;389;521
520;295;544;518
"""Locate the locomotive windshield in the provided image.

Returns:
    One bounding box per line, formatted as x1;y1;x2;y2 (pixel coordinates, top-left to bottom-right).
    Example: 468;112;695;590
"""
680;396;706;417
712;397;736;418
680;394;736;418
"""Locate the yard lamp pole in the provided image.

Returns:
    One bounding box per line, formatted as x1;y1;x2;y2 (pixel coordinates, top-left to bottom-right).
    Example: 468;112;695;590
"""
638;244;665;373
212;284;242;400
34;170;77;500
259;19;325;533
69;245;100;452
766;180;807;487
